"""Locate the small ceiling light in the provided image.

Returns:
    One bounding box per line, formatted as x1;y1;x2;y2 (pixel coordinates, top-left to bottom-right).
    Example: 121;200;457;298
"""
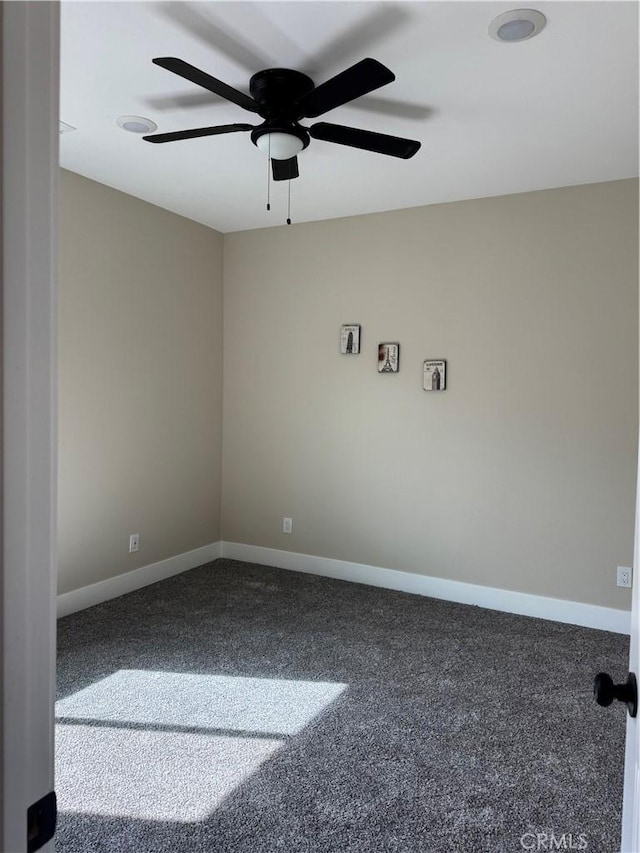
489;9;547;42
117;115;157;134
255;132;304;160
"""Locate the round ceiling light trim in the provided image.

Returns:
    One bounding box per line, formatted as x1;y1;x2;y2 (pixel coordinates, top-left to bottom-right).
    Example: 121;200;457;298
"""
489;9;547;42
117;115;158;134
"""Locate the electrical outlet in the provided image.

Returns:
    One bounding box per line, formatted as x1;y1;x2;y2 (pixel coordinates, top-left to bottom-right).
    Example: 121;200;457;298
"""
617;566;632;588
129;533;139;553
282;517;293;534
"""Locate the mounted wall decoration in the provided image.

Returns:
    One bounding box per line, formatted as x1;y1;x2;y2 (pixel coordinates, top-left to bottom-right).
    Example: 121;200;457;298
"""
378;343;399;373
340;324;361;354
423;360;446;391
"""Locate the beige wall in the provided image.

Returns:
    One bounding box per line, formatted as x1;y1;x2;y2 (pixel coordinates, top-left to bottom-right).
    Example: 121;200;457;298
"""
222;179;639;610
58;169;223;595
57;174;638;610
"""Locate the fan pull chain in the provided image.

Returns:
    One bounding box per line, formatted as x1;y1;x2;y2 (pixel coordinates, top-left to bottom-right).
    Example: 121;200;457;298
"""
266;137;271;211
287;178;292;225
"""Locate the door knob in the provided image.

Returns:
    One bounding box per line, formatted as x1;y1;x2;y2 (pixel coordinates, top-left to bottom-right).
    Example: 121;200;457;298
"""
593;671;637;718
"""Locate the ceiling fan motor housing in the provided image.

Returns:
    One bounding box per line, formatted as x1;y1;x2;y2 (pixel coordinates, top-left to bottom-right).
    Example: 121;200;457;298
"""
249;68;314;115
249;69;313;155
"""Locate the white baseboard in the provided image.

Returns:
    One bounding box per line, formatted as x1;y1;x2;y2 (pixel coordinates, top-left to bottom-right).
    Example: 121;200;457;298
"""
57;542;223;618
221;542;631;635
57;539;631;635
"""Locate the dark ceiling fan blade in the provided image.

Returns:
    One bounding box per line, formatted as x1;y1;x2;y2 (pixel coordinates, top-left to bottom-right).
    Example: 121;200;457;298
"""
143;123;254;144
152;57;260;114
272;157;299;181
298;58;395;119
309;122;420;159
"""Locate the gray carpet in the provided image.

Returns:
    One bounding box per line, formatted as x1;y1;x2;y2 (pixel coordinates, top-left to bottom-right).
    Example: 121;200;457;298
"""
56;559;628;853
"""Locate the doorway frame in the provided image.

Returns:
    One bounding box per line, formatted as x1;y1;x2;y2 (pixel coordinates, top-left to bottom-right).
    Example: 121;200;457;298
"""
1;1;59;850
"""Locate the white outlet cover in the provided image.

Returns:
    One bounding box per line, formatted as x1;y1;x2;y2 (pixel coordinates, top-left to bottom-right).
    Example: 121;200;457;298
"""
617;566;633;588
282;518;293;534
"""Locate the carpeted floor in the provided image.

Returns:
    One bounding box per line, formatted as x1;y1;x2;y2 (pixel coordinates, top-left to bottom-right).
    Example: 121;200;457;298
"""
56;559;628;853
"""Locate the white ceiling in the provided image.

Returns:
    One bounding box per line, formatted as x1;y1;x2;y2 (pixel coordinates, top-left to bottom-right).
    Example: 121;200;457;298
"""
60;1;639;233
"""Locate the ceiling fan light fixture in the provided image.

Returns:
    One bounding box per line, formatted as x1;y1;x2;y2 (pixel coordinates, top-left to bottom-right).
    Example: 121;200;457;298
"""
117;115;158;134
489;9;546;42
255;132;305;160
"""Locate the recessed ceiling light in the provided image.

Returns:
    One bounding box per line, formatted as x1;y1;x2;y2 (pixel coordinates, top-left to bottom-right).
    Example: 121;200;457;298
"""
489;9;547;42
116;115;157;134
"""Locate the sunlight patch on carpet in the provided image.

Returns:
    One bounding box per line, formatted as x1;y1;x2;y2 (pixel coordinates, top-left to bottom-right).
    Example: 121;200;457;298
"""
56;725;283;821
56;670;347;735
55;670;347;822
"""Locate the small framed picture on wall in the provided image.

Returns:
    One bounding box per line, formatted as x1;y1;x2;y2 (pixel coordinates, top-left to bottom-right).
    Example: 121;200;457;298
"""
378;343;400;373
423;360;446;391
340;324;361;354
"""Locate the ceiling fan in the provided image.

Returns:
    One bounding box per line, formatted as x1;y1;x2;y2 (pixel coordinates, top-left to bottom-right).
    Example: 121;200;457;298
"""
143;57;421;181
